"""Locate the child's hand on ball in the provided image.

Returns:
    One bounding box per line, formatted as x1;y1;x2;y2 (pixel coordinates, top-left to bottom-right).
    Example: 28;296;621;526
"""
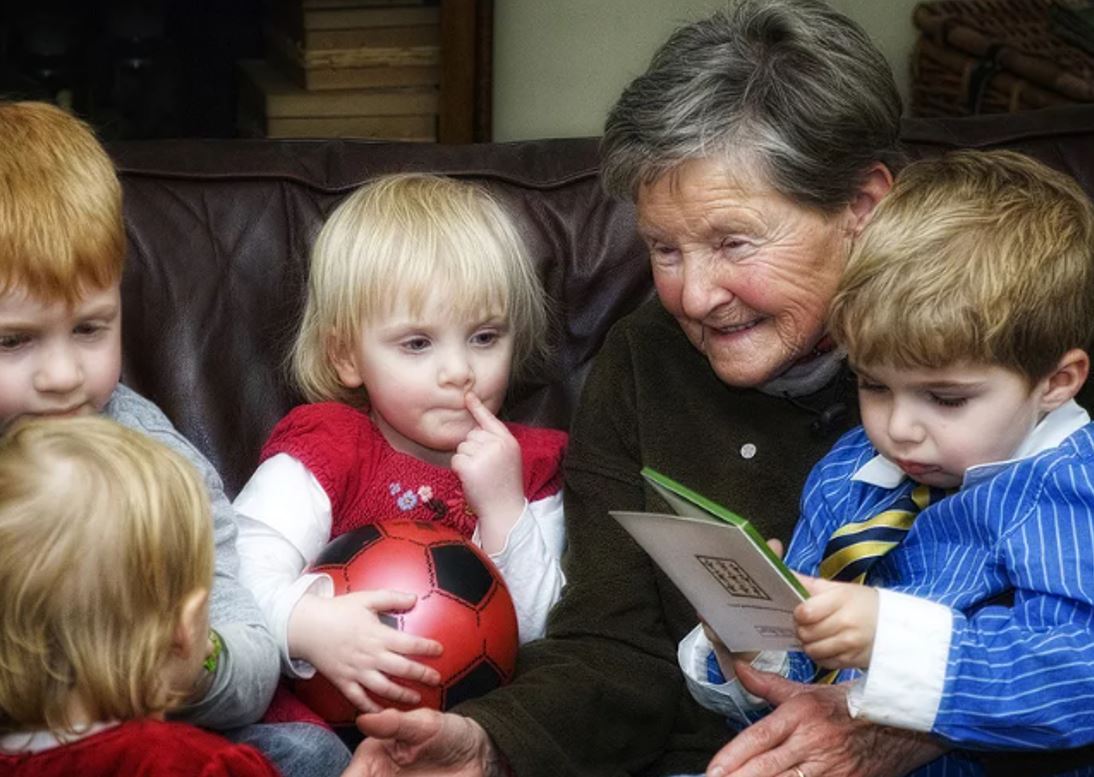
452;392;525;554
289;589;443;712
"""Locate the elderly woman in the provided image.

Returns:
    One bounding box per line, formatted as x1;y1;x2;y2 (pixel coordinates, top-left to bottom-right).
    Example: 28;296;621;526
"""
346;1;947;775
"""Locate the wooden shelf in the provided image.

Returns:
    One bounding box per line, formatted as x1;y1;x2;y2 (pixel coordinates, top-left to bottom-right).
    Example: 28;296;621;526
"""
247;0;491;142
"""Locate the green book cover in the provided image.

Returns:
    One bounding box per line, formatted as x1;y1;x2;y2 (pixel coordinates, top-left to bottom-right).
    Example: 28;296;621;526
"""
611;467;807;651
640;466;808;597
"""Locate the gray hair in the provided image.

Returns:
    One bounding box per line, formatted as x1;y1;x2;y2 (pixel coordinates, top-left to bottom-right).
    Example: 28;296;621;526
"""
601;0;903;212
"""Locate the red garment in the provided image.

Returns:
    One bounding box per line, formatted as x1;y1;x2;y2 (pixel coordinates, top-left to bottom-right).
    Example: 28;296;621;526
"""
260;402;566;538
260;401;567;727
0;719;278;777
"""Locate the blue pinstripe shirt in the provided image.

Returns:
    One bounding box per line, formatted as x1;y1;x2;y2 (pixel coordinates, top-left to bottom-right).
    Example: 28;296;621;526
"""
786;416;1094;772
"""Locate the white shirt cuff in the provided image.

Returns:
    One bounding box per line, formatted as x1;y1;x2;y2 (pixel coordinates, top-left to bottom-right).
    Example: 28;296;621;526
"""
678;623;788;724
471;492;565;560
470;500;531;559
280;573;333;678
848;588;951;732
474;493;566;644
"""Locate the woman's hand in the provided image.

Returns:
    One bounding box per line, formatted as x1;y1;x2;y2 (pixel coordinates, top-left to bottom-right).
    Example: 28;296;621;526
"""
344;708;507;777
793;576;878;670
706;661;946;777
452;393;525;554
288;590;443;712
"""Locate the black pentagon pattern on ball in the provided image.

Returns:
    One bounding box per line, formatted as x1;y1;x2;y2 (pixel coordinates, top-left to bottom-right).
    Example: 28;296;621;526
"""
313;525;383;566
378;613;400;629
442;659;506;710
431;543;494;606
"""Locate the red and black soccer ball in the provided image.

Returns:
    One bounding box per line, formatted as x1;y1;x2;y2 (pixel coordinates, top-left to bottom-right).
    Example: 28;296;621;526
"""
293;520;519;724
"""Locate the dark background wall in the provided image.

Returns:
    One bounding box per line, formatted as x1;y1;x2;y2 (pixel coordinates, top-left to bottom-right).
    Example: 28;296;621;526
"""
0;0;264;139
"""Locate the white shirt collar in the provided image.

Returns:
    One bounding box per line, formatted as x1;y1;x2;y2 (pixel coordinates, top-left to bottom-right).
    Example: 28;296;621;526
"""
852;399;1090;491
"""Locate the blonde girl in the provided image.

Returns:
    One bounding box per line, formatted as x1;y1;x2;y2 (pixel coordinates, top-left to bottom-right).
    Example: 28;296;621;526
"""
234;174;567;724
0;416;277;776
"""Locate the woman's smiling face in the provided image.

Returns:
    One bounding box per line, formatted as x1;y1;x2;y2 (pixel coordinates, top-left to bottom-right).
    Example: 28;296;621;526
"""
637;156;855;387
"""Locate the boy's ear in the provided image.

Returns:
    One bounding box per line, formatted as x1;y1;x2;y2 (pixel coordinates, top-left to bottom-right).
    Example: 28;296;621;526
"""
848;163;895;238
327;332;364;389
172;588;209;659
1038;348;1090;411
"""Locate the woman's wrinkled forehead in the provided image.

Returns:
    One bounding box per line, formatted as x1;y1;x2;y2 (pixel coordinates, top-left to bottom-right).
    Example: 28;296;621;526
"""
637;151;775;209
636;155;804;246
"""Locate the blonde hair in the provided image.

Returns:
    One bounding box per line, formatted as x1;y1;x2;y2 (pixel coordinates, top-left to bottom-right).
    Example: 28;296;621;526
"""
0;416;213;735
0;102;125;305
829;150;1094;384
292;173;549;406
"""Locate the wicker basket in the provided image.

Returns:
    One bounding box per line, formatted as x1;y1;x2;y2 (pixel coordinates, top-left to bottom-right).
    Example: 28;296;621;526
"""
912;0;1094;116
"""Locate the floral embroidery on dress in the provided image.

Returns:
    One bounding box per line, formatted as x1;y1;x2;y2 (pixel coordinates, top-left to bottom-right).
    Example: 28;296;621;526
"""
373;465;472;534
388;482;445;516
396;490;418;510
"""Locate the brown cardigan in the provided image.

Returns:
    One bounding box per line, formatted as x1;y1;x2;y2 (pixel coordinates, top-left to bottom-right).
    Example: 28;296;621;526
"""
457;299;859;777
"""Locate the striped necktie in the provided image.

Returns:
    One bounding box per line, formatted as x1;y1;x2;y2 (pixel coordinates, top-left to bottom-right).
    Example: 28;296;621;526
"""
813;482;945;683
819;483;943;583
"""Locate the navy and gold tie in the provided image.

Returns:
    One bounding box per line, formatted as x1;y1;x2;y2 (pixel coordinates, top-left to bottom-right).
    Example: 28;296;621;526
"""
813;482;945;683
818;483;943;583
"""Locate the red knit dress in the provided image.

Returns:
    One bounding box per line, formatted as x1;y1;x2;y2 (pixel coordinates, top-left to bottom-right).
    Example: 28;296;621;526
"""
261;402;567;726
0;719;279;776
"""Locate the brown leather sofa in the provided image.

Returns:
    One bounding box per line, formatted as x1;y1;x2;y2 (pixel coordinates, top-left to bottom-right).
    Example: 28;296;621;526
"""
111;104;1094;497
111;105;1094;774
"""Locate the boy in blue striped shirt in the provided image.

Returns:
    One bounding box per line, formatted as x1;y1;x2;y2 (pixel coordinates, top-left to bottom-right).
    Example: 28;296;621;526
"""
685;150;1094;776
